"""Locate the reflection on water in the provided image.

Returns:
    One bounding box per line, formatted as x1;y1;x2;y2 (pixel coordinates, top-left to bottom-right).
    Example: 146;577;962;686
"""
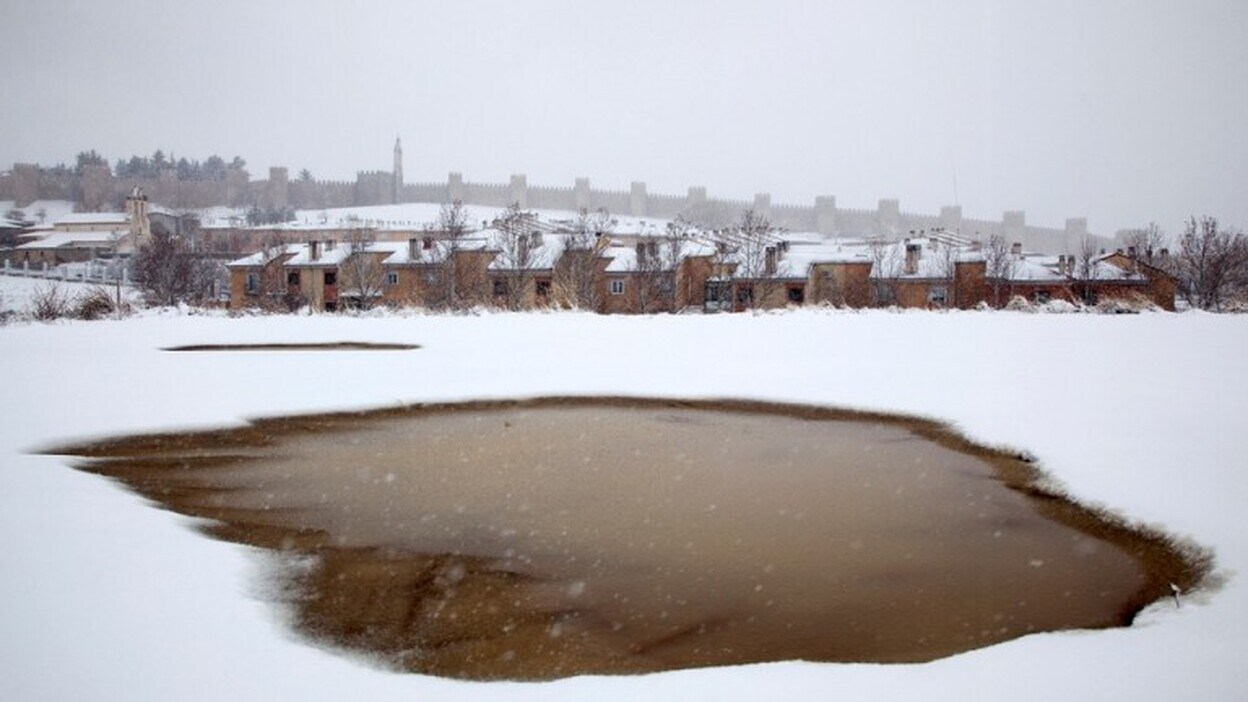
60;399;1201;680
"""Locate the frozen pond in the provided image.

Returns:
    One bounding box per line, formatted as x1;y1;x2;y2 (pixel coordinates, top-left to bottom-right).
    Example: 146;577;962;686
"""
56;398;1202;680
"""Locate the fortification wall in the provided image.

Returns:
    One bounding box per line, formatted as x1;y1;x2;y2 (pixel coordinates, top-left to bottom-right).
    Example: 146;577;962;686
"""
528;184;576;210
6;159;1115;252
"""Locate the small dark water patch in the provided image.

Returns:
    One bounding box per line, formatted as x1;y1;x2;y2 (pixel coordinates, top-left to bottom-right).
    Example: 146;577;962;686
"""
162;342;420;352
47;397;1212;681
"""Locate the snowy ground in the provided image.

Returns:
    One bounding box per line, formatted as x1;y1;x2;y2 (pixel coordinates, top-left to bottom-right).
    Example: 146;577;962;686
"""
1;300;1245;700
0;274;141;316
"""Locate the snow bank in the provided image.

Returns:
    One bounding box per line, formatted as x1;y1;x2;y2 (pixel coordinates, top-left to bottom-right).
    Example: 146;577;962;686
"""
1;305;1245;701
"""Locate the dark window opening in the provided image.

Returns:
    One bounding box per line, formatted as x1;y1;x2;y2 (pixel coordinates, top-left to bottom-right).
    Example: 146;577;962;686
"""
324;271;337;286
536;280;551;297
287;271;300;286
787;285;805;304
736;284;754;306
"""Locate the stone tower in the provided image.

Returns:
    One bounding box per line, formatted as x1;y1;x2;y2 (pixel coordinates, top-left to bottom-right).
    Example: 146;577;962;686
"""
125;186;151;249
392;136;403;204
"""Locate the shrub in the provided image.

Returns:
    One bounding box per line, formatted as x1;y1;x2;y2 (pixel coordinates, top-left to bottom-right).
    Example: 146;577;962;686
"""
29;284;72;321
74;286;121;320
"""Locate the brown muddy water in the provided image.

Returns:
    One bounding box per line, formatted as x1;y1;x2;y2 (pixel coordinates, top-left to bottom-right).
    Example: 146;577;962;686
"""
53;398;1208;681
162;342;420;351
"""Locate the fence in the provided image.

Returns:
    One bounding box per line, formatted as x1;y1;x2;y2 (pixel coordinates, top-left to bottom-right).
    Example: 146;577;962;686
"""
0;259;133;286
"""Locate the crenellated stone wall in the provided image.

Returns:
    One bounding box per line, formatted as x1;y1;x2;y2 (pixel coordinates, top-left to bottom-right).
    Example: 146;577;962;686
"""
0;160;1114;250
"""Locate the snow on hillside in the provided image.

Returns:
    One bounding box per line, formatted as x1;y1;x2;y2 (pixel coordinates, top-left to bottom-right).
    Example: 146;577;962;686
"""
198;202;676;236
0;301;1245;701
0;199;77;224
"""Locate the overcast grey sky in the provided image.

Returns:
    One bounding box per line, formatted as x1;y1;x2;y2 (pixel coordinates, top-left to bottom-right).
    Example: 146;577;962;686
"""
3;0;1245;236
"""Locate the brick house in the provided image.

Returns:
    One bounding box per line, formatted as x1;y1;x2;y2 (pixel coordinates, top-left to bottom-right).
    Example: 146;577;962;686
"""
223;213;1177;313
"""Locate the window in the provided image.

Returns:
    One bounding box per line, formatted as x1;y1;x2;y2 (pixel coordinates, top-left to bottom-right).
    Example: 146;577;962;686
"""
246;272;259;294
287;271;300;286
610;279;625;295
323;271;337;286
386;271;398;286
736;284;754;307
535;280;551;297
704;280;731;312
787;285;805;304
928;285;948;306
493;279;508;296
1033;290;1051;304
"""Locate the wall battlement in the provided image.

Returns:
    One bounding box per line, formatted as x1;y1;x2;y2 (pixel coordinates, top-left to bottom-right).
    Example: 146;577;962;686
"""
0;160;1114;251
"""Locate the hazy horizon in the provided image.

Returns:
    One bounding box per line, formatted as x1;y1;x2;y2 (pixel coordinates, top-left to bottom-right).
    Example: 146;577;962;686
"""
3;0;1245;237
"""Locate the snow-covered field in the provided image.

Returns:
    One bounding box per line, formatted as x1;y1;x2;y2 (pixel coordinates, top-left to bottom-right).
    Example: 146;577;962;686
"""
1;295;1245;700
0;275;141;316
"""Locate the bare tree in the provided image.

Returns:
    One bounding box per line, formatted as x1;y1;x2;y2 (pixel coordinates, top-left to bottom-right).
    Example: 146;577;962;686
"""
659;217;693;311
340;227;385;309
983;234;1017;307
1124;222;1168;266
492;202;541;310
923;240;959;307
868;238;903;307
434;200;472;309
722;209;784;311
131;229;219;306
1072;235;1103;305
243;232;301;312
554;207;611;309
1174;215;1248;311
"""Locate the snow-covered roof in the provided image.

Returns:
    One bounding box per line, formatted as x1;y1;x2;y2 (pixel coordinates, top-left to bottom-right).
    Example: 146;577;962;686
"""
226;244;300;268
602;243;637;273
16;229;126;249
53;212;130;226
483;229;562;271
782;239;873;271
868;238;984;280
1005;253;1145;283
282;243;354;267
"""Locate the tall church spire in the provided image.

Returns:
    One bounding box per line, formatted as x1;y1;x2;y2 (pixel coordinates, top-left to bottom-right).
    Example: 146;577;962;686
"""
392;136;404;204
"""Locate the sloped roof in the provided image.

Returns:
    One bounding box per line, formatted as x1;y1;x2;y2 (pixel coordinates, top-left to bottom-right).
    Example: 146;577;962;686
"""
54;212;130;226
16;229;126;249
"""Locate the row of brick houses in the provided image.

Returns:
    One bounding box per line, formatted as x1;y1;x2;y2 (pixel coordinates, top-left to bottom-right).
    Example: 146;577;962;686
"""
226;220;1178;313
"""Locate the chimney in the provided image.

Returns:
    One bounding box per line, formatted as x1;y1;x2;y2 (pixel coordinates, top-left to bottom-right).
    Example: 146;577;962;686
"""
325;239;335;251
1127;245;1137;258
408;238;419;260
765;246;778;275
1010;242;1022;256
904;243;921;275
309;240;320;261
1159;248;1169;258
